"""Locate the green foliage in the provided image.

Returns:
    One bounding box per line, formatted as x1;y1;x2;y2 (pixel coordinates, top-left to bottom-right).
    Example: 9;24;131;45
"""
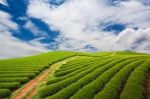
0;89;11;98
0;77;29;83
39;57;118;98
54;58;99;77
70;58;141;99
94;59;144;99
46;57;115;85
0;82;20;90
120;59;150;99
0;51;76;98
45;58;128;99
37;52;150;99
0;51;149;98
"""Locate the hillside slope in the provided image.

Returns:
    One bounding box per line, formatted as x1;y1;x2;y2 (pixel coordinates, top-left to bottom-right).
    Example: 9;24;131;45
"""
0;51;149;99
0;51;76;98
35;51;150;99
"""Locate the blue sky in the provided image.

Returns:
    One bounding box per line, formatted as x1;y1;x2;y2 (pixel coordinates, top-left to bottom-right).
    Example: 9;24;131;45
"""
0;0;150;58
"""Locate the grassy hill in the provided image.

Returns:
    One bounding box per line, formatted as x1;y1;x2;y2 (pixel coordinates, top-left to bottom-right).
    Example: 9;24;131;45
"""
0;51;150;99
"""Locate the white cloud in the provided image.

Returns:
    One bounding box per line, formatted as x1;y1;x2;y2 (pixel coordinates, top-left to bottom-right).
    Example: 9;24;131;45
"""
120;0;144;8
0;31;48;59
24;21;49;37
27;0;150;53
0;0;8;6
115;28;150;53
0;11;48;59
0;11;18;30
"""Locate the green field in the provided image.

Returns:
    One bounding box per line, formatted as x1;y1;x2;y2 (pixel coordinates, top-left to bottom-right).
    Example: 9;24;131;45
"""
0;51;150;99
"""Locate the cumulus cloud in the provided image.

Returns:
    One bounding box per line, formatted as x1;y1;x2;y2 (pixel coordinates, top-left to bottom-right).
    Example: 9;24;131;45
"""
27;0;150;53
0;10;48;59
115;28;150;52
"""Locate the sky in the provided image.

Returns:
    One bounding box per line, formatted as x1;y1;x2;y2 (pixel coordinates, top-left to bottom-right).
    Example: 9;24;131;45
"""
0;0;150;58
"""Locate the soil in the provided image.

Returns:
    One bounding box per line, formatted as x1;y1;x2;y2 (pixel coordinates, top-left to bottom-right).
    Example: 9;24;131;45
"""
143;72;150;99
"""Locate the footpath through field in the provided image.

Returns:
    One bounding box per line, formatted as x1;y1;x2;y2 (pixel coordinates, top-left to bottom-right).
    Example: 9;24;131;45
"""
11;56;78;99
110;51;117;56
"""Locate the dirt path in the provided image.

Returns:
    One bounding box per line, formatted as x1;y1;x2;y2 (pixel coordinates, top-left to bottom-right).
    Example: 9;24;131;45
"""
143;72;150;99
11;56;78;99
111;51;117;56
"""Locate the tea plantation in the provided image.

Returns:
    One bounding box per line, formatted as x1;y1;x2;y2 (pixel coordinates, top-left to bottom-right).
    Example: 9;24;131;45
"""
0;51;150;99
36;51;150;99
0;51;76;98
